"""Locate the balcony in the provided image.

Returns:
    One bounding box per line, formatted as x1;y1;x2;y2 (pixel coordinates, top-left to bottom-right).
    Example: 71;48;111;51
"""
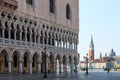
0;0;18;11
0;38;77;53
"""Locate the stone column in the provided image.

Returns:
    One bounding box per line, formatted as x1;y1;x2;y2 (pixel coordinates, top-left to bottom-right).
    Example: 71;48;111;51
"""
74;42;75;51
75;59;78;72
37;62;41;73
75;44;77;52
69;41;71;52
53;34;55;46
8;60;12;74
46;33;48;45
34;34;36;43
2;28;5;43
76;44;78;52
42;35;45;44
59;59;62;73
57;36;59;47
19;61;23;73
75;64;77;72
53;59;56;72
29;30;32;47
14;29;16;42
8;27;11;44
65;58;68;72
50;34;52;46
59;41;61;49
46;57;49;73
25;30;27;43
29;61;32;74
63;41;65;51
66;37;68;52
53;62;56;72
20;31;22;45
38;35;40;44
71;59;74;73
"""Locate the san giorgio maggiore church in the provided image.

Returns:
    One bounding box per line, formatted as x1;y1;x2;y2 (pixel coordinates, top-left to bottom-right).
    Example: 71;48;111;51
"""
81;36;120;70
0;0;79;74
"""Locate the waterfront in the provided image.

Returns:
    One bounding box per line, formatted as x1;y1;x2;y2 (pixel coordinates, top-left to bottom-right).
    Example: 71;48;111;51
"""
0;70;120;80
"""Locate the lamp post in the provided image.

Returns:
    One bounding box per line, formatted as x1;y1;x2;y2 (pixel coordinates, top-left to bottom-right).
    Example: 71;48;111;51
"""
43;47;48;78
84;53;89;75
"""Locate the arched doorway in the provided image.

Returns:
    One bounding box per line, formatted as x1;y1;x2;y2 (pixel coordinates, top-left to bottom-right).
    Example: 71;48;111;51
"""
0;50;9;73
56;55;60;72
68;56;72;72
12;51;19;73
23;52;29;73
74;56;77;72
63;55;67;72
41;52;45;73
32;53;38;73
49;54;54;72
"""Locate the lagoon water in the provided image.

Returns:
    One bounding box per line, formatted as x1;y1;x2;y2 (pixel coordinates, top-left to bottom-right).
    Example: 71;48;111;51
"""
79;68;114;72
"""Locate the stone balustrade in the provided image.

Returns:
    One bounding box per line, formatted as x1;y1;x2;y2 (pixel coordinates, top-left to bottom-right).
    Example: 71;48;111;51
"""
0;38;77;53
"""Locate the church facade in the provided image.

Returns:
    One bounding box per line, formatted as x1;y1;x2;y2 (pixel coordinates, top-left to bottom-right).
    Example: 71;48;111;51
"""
0;0;79;74
80;37;115;70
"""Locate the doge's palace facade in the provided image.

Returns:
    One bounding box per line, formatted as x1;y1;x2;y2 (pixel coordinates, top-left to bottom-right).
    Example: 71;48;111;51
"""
0;0;79;74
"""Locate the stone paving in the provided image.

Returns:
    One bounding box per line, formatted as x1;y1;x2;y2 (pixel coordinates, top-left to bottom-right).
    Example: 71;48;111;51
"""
0;71;120;80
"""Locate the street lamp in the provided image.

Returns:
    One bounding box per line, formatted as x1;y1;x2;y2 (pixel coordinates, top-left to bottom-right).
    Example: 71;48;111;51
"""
43;47;48;78
84;53;89;75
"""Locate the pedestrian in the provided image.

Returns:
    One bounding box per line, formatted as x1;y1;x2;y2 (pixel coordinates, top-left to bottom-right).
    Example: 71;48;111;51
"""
107;68;110;73
23;70;25;74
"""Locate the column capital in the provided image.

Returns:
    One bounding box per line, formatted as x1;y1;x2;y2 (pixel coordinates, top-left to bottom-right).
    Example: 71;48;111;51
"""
28;60;33;63
19;61;23;63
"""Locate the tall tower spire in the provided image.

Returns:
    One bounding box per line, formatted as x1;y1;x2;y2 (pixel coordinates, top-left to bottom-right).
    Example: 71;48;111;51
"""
89;35;94;61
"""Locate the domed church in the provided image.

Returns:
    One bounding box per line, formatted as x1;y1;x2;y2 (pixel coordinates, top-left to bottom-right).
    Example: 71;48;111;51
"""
109;49;116;57
80;37;116;69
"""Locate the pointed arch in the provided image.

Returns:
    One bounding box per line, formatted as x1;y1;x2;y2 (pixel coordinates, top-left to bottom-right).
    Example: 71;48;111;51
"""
32;53;38;66
32;52;39;73
0;48;12;60
68;56;72;64
12;50;22;61
23;52;29;68
74;56;77;64
12;51;20;73
63;55;67;64
63;55;67;72
23;51;31;72
66;4;71;20
49;53;54;72
0;48;12;73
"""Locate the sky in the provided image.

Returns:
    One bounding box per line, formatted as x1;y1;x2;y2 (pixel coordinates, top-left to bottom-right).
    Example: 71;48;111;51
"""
78;0;120;61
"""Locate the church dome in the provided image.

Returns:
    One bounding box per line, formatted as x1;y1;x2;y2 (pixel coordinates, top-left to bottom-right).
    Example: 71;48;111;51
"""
109;49;116;57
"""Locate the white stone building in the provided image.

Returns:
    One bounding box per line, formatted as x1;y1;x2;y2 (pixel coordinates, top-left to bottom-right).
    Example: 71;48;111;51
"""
0;0;79;74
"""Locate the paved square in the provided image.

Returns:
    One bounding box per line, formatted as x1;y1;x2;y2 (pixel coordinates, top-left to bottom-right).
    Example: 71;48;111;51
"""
0;71;120;80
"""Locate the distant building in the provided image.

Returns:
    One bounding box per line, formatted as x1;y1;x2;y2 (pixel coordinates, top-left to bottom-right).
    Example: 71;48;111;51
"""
113;56;120;70
80;37;115;69
89;36;94;61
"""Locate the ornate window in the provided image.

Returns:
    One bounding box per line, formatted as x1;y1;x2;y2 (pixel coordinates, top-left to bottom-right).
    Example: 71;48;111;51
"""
66;4;71;20
49;0;55;13
26;0;34;5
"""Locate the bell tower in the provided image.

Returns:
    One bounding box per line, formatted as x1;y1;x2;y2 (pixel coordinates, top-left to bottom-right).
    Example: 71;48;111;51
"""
89;35;94;61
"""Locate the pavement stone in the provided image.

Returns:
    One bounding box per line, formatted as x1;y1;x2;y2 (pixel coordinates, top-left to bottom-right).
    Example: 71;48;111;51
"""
0;71;120;80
